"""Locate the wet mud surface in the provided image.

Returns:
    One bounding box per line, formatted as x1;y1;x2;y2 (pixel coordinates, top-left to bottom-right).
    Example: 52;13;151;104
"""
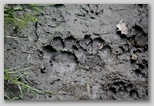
4;4;148;100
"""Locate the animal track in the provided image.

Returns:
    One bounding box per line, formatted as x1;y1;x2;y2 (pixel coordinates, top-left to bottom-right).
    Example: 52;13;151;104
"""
76;4;104;19
42;35;107;74
34;25;148;100
4;4;148;100
39;8;65;28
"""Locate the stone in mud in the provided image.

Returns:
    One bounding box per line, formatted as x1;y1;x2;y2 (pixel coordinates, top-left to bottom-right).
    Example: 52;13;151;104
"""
130;53;138;61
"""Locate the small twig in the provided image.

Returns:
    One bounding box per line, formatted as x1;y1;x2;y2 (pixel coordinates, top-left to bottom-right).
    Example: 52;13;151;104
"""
4;36;29;39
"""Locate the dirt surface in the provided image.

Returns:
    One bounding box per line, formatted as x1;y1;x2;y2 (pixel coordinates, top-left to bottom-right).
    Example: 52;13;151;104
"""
4;4;148;100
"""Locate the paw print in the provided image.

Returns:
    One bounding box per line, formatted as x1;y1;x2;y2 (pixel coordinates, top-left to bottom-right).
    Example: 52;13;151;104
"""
42;8;65;28
76;4;104;19
41;34;108;75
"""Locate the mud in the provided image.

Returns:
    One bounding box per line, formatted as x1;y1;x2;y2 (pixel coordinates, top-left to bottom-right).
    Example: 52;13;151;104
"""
4;4;148;100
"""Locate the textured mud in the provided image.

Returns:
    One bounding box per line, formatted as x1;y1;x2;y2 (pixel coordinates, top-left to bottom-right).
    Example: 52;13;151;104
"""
4;4;148;100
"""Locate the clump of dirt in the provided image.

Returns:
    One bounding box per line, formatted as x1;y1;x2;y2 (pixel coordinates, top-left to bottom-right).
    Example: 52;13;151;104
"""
4;4;148;100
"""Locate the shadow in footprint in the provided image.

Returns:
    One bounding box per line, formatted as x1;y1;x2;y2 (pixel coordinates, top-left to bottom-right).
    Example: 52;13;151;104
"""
51;37;64;50
92;37;105;52
43;45;57;62
64;36;76;50
43;45;57;54
80;34;92;51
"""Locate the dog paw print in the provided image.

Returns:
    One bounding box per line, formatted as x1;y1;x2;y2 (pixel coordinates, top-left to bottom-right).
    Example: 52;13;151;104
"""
76;4;104;19
41;34;108;75
42;8;65;28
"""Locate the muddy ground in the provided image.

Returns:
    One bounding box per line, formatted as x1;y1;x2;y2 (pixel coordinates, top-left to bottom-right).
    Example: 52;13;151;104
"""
4;4;148;100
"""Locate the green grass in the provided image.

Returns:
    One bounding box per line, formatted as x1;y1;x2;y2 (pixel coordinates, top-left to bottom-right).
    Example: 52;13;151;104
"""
4;64;52;100
4;4;56;36
4;4;39;31
4;4;55;100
